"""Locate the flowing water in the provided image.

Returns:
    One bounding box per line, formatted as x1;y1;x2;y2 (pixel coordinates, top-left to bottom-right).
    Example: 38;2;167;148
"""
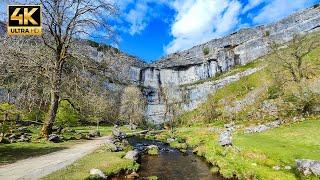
114;136;224;180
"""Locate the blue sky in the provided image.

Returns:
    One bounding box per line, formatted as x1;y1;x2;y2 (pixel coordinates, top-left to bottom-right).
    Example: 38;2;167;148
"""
0;0;319;62
109;0;320;62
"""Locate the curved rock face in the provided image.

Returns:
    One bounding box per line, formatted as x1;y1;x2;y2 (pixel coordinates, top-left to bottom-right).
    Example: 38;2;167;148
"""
134;7;320;124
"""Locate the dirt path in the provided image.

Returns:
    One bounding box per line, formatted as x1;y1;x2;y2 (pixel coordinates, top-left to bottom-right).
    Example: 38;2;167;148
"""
0;136;111;180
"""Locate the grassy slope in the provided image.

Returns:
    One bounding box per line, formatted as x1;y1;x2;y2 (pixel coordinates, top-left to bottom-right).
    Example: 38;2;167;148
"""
43;150;139;180
178;31;320;126
164;31;320;179
156;119;320;179
0;126;112;165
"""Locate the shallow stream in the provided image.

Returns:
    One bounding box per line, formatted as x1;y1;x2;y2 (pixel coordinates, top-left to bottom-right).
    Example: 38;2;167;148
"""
114;136;223;180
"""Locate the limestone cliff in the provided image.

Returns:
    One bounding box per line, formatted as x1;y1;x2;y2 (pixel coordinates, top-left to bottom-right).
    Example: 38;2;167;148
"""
136;6;320;124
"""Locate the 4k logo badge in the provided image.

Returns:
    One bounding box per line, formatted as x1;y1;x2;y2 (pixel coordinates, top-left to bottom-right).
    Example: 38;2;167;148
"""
8;5;42;36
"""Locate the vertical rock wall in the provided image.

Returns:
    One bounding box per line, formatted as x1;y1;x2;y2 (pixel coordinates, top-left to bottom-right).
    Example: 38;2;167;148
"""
138;7;320;124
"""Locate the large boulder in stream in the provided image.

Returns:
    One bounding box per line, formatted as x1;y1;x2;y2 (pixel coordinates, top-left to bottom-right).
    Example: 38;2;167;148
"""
124;150;139;161
296;159;320;176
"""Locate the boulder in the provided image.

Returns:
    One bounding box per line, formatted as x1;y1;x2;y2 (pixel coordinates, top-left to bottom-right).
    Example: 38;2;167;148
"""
266;120;282;128
88;130;100;138
124;150;139;161
17;127;31;133
296;159;320;176
218;131;232;146
18;134;30;142
166;138;175;143
104;141;122;152
8;134;17;143
125;123;137;130
89;168;107;179
112;128;126;140
48;134;63;143
245;120;282;134
245;125;269;134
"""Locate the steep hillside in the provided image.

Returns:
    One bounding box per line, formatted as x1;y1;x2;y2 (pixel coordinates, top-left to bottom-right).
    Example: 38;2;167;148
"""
141;6;320;124
178;31;320;126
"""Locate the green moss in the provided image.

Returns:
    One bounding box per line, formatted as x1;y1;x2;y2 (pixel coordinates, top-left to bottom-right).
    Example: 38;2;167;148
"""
147;148;159;155
170;141;188;150
43;150;139;180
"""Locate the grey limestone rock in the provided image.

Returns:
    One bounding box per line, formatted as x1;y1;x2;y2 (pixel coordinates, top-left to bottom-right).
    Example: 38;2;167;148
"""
296;159;320;176
124;150;140;161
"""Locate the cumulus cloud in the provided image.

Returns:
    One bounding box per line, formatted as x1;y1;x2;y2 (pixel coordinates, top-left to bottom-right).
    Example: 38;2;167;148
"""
164;0;242;54
242;0;266;13
125;2;149;35
117;0;169;35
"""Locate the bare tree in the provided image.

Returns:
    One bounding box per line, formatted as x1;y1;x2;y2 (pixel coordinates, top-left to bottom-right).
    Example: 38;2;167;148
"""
269;32;320;115
119;86;145;126
1;1;118;137
269;33;320;84
35;0;117;137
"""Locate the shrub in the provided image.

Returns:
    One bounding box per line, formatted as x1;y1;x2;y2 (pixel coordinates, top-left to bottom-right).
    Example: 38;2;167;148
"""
265;31;270;37
314;4;319;8
203;47;210;55
55;100;79;127
0;103;18;121
23;108;46;122
267;85;282;99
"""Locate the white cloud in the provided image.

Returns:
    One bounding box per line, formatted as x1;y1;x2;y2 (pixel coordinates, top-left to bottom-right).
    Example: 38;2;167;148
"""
253;0;317;24
125;2;149;35
242;0;266;13
164;0;242;54
118;0;169;35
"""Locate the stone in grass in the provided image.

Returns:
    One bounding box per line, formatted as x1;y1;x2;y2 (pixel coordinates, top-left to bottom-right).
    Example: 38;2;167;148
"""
124;150;140;161
48;134;63;143
296;159;320;176
147;145;159;155
218;131;232;146
87;168;107;180
88;130;101;138
284;166;292;170
17;127;32;133
104;141;122;152
273;165;281;171
166;138;175;143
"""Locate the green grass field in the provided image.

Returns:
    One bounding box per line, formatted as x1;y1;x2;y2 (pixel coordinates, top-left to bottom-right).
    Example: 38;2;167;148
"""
0;125;113;165
156;119;320;179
